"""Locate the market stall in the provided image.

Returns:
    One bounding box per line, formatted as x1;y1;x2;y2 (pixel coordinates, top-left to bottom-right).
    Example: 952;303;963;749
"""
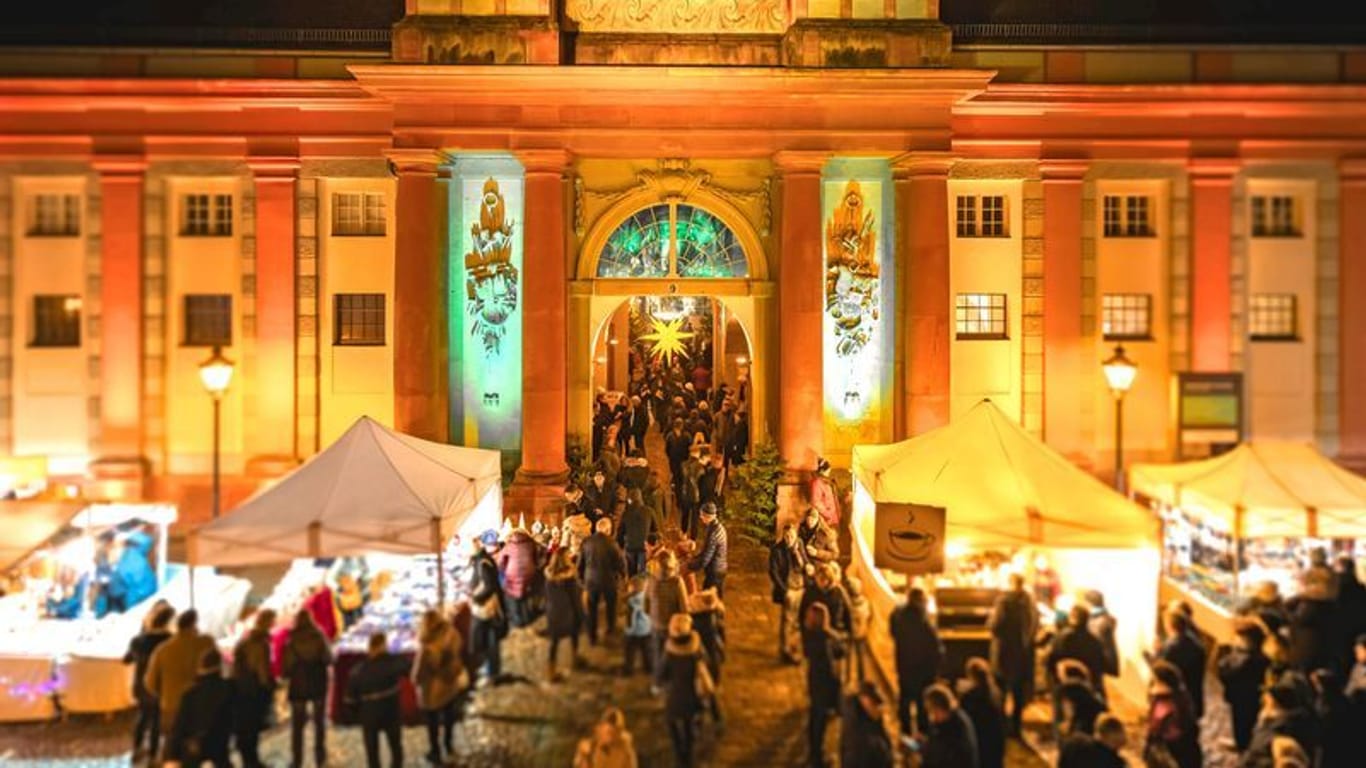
1131;440;1366;641
191;416;502;724
850;399;1162;703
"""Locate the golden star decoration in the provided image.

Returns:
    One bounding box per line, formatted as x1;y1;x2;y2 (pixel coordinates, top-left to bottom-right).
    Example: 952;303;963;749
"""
638;316;695;367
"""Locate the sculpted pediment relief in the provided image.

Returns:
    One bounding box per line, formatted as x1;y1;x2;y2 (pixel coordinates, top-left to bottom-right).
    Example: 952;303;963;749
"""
565;0;788;34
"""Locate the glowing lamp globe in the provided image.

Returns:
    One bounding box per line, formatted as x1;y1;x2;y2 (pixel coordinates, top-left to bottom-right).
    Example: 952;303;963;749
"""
1102;344;1137;397
198;346;235;399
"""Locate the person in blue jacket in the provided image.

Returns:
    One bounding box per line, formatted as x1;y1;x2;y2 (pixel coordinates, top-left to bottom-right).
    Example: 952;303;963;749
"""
110;526;159;613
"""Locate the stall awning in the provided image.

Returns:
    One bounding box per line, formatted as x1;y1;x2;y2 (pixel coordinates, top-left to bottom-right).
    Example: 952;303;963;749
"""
0;501;85;573
1130;441;1366;539
191;416;502;567
853;399;1158;549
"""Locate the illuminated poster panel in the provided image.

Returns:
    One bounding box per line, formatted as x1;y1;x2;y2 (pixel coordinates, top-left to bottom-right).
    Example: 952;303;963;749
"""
454;170;524;457
822;177;886;455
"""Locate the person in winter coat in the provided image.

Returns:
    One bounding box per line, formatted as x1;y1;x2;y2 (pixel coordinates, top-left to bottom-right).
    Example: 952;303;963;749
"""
1240;673;1320;768
469;531;507;681
1055;660;1106;739
687;503;728;597
889;587;942;736
665;419;692;501
1058;712;1127;768
622;575;652;676
618;489;655;579
144;609;215;745
110;526;159;613
809;458;841;530
919;684;980;768
646;549;689;679
1333;556;1366;674
1152;608;1208;720
1312;668;1352;768
988;572;1037;736
803;601;846;768
839;681;893;768
679;450;705;537
581;518;627;644
797;506;839;565
688;587;726;726
845;575;872;685
1217;620;1273;751
1085;590;1120;682
697;454;723;511
585;470;619;524
1144;660;1202;768
232;609;277;768
497;527;543;629
657;613;707;768
347;632;408;768
1286;590;1336;675
1347;635;1366;722
124;603;175;761
574;706;639;768
413;609;465;765
726;409;749;467
800;562;850;637
166;648;235;768
544;547;584;681
769;524;808;664
280;608;333;768
958;657;1006;768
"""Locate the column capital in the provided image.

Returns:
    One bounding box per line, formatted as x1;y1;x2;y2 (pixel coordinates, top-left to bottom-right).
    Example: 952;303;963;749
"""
771;150;829;175
516;148;574;175
247;156;301;181
891;152;955;180
1038;159;1089;182
92;155;147;179
1340;157;1366;184
1187;157;1241;184
385;147;446;176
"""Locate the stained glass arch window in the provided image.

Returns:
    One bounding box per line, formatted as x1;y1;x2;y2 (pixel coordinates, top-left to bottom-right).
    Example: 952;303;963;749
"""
595;202;750;279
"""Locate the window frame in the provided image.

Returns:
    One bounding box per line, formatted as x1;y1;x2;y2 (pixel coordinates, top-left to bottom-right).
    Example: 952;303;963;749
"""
1102;194;1156;238
181;193;234;237
954;194;1008;239
28;193;81;238
182;294;233;347
954;292;1009;340
1250;194;1302;238
1101;293;1154;341
1248;293;1299;342
31;295;82;348
333;293;387;347
331;191;388;237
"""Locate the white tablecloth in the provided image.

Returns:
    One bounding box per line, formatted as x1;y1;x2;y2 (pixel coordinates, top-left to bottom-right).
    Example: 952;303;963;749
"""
58;655;134;714
0;654;57;722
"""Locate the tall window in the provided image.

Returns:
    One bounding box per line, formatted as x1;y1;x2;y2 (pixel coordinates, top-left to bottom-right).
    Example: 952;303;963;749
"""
1102;195;1154;237
28;193;80;237
955;195;1007;238
1249;294;1298;341
955;293;1008;340
182;193;233;236
183;294;232;346
1251;195;1301;237
32;295;81;347
1101;294;1153;340
332;192;387;237
334;293;386;346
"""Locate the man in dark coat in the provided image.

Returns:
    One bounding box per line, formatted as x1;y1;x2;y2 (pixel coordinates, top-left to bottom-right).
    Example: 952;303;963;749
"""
1217;621;1272;750
1048;605;1109;704
580;518;626;644
617;489;655;578
1334;557;1366;674
1154;608;1208;719
346;632;408;768
231;609;276;768
726;409;750;466
769;524;808;663
665;419;692;501
1239;674;1321;768
280;609;332;768
166;648;235;768
1058;713;1127;768
803;602;845;768
889;587;943;736
988;572;1037;736
840;681;893;768
468;532;506;681
688;503;729;597
797;506;839;565
584;470;618;523
920;684;979;768
657;614;706;768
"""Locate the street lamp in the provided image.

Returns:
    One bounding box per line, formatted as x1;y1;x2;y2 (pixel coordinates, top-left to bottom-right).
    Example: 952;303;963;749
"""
1102;344;1138;492
198;346;234;519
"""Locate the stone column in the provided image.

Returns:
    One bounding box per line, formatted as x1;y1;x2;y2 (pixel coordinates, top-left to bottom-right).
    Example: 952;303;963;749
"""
91;156;148;492
896;154;953;437
1340;160;1366;469
388;149;449;443
1040;160;1088;457
773;151;825;474
1189;159;1239;372
246;158;299;472
511;149;571;513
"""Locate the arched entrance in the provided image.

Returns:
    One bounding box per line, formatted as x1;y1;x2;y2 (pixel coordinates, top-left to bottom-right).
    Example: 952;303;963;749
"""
568;192;773;457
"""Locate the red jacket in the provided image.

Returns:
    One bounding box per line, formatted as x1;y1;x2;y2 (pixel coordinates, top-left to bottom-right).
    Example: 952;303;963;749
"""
497;530;542;599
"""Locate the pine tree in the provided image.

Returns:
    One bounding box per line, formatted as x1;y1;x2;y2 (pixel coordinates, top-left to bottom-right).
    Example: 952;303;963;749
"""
728;437;784;545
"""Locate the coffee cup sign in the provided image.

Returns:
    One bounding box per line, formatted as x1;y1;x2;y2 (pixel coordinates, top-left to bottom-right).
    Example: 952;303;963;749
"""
873;503;946;575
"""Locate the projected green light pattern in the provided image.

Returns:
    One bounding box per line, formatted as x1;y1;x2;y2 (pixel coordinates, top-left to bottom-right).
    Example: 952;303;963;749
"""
595;203;748;279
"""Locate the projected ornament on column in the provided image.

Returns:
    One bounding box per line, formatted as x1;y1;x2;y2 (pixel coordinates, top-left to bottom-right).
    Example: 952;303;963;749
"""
823;179;883;427
466;178;518;357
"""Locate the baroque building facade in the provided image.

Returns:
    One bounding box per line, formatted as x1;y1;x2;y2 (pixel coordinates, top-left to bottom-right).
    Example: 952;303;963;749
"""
1;1;1365;521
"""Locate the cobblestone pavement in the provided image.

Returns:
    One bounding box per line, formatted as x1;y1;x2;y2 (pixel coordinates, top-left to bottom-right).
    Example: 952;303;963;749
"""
0;536;1050;767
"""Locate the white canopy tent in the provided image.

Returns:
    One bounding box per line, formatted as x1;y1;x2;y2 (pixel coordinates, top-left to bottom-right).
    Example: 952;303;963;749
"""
1130;440;1366;539
0;500;85;573
190;416;503;569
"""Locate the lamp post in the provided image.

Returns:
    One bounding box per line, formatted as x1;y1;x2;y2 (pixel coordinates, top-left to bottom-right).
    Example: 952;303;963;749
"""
198;346;235;519
1102;344;1138;493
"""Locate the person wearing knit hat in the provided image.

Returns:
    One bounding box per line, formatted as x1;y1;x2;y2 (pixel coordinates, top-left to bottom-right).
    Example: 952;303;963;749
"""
165;648;234;767
658;612;706;768
687;501;729;598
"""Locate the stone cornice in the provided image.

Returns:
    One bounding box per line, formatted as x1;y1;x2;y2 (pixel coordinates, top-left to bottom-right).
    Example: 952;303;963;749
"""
891;152;956;180
384;147;446;176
